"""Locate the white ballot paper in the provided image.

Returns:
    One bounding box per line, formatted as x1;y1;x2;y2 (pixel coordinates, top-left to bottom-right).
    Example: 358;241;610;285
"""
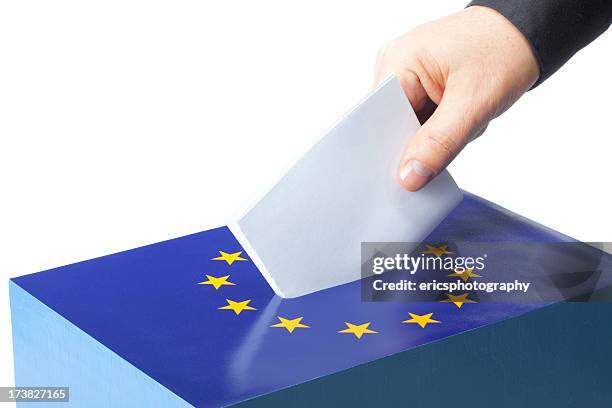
229;77;463;298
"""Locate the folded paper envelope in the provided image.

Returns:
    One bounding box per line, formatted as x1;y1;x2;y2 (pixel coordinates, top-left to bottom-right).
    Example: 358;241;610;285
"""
230;77;463;298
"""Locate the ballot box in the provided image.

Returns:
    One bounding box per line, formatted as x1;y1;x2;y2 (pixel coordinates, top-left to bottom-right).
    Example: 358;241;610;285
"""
10;192;612;407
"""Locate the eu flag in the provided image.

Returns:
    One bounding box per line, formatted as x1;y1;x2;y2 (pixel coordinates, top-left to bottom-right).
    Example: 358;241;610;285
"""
10;192;612;407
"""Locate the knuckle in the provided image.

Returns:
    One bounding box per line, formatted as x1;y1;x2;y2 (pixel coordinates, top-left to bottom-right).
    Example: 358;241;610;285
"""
376;40;398;64
422;128;461;160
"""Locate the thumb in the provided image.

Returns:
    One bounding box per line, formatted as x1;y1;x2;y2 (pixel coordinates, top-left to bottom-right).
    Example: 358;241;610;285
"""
398;87;487;191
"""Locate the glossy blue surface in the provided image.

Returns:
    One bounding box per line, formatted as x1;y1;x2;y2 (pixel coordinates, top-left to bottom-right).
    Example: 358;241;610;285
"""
11;192;612;407
11;282;193;408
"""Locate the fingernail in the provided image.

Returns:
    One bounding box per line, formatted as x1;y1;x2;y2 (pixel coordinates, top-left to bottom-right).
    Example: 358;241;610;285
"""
399;159;434;191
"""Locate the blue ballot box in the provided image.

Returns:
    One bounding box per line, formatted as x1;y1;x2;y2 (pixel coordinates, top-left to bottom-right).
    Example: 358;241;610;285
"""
10;192;612;407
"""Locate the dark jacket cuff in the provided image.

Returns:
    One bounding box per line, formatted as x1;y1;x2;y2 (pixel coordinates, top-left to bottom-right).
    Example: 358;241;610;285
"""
467;0;611;87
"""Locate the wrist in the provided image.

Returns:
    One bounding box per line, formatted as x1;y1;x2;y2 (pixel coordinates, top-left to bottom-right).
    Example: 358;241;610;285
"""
465;5;540;88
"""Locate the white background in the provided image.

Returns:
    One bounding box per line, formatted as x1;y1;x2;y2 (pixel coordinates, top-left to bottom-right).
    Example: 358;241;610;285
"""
0;0;610;394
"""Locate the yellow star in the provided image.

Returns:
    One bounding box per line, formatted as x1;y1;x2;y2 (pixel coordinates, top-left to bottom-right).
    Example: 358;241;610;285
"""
338;322;378;339
402;312;441;328
197;274;236;290
441;293;476;309
422;244;454;257
218;299;256;315
448;267;482;282
270;316;310;333
212;251;247;266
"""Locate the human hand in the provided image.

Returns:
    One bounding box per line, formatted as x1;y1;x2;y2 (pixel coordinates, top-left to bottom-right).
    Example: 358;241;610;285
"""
375;6;539;191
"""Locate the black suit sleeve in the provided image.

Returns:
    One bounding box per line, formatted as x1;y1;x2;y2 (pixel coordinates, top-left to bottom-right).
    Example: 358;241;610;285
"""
468;0;611;86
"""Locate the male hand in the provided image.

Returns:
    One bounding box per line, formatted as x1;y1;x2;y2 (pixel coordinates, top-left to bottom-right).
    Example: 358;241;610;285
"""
374;6;539;191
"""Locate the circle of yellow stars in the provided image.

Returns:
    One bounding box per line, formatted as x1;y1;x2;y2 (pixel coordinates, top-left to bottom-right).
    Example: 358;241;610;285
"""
198;244;481;339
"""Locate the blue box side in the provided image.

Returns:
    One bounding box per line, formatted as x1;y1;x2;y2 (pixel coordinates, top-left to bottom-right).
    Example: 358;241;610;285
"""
9;281;194;408
235;300;612;408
